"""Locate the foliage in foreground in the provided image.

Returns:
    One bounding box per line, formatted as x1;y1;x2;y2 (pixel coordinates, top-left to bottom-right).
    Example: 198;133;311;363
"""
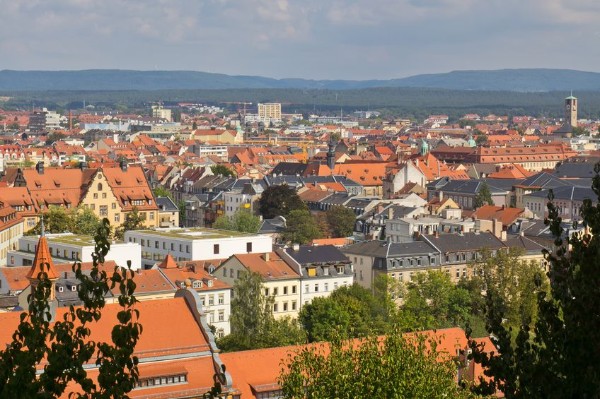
0;219;141;398
213;209;261;233
279;327;476;399
469;168;600;398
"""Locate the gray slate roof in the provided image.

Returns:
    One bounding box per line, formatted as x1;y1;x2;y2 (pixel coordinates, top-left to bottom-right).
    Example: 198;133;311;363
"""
420;232;506;252
285;245;350;265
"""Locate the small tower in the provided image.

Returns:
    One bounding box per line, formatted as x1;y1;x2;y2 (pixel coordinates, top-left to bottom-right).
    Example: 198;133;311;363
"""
26;220;59;300
565;93;578;128
326;139;336;170
420;139;429;156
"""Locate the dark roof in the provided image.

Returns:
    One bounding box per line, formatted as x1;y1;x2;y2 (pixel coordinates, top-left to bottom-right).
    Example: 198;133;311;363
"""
518;172;570;189
505;234;549;254
428;179;506;195
270;162;308;176
528;186;596;202
421;232;506;252
285;245;349;265
258;216;286;234
156;196;179;212
554;159;599;178
342;240;437;258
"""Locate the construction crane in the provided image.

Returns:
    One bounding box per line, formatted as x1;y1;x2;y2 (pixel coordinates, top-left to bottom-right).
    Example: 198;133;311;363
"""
220;102;252;118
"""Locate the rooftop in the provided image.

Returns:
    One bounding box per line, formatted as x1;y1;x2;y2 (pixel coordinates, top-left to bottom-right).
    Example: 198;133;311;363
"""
129;227;255;240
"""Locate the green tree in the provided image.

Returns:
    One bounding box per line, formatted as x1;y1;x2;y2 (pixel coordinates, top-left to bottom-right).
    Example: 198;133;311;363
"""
152;185;172;199
325;205;356;237
45;132;66;145
0;219;141;398
300;281;395;342
114;207;145;240
217;271;305;352
279;327;475;399
475;132;488;145
571;126;587;137
401;270;471;331
282;209;322;244
258;185;305;219
469;179;599;397
72;206;102;236
210;164;236;177
473;181;493;209
29;206;72;235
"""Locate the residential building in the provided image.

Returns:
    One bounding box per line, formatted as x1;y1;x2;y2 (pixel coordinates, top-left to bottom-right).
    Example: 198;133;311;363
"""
217;252;301;319
0;202;24;266
124;228;272;269
277;245;354;306
156;255;232;336
524;186;596;221
156;196;180;227
223;181;264;217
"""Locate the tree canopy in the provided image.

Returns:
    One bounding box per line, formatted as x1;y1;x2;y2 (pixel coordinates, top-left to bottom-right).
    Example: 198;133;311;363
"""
469;172;600;398
279;327;475;399
213;210;261;233
0;219;141;398
210;164;236;177
258;185;305;219
325;205;356;238
28;206;102;236
114;207;145;240
473;182;493;209
282;209;322;245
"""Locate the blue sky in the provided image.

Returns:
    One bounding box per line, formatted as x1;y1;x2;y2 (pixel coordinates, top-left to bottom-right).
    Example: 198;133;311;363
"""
1;0;599;79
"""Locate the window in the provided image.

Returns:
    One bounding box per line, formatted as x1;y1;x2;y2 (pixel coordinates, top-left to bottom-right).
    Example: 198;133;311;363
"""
93;193;98;199
97;183;103;191
334;282;338;290
102;192;107;199
314;284;319;292
246;242;252;252
112;203;117;209
141;239;146;247
265;288;269;296
305;284;309;293
292;301;297;310
155;241;159;249
283;286;288;295
324;283;329;292
230;269;234;278
214;244;220;254
273;303;278;312
273;287;278;296
208;296;214;306
170;243;175;251
218;294;224;304
149;212;155;220
218;311;224;321
283;302;288;311
292;285;297;294
186;245;190;253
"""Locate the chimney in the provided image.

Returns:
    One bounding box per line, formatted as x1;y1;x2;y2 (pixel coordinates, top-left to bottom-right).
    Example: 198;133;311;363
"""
293;243;300;251
36;161;44;174
263;253;270;262
434;230;440;238
492;218;502;239
501;231;507;241
120;158;128;172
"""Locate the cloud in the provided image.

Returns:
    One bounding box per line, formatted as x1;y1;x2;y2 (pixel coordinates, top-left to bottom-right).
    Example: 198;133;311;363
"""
0;0;599;78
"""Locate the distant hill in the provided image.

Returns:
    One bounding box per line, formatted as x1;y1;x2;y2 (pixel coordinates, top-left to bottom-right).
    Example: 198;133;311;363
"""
2;68;600;92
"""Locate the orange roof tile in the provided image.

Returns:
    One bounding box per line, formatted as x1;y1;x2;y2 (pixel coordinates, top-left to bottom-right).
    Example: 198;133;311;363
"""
26;235;59;280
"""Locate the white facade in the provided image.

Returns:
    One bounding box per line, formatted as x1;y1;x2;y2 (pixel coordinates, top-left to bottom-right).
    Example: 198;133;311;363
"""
8;233;142;270
125;228;273;268
0;220;24;267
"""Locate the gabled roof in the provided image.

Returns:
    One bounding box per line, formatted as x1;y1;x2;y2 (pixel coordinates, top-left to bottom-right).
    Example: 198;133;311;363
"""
472;205;524;226
230;252;300;280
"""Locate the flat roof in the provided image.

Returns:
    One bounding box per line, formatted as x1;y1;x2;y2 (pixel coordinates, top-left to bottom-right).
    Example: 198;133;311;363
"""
129;228;257;240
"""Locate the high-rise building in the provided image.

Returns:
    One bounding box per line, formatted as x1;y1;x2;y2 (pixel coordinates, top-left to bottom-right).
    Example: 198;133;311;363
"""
257;103;282;123
565;94;578;127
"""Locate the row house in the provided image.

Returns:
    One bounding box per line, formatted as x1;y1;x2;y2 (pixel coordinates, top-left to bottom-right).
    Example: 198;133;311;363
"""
524;185;596;221
465;144;577;172
0;202;23;266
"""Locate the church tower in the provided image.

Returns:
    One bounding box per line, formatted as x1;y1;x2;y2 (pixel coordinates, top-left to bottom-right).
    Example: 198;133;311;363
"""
26;223;59;300
565;93;578;128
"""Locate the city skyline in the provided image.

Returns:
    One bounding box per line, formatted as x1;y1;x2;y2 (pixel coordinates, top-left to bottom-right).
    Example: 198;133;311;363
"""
1;0;600;80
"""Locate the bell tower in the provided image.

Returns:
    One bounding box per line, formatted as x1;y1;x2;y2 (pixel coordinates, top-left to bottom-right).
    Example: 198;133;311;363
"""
565;93;578;128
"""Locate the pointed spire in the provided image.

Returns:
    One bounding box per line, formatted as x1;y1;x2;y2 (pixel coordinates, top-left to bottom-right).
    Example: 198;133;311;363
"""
158;253;178;269
26;231;59;281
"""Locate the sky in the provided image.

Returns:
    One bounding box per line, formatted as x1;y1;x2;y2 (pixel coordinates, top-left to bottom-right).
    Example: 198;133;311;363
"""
1;0;600;80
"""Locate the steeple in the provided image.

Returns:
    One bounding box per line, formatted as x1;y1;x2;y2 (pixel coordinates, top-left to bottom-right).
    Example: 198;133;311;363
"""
326;138;336;171
27;220;59;300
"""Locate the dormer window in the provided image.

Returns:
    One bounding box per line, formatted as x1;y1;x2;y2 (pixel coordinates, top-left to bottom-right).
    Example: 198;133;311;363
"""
71;285;77;292
58;286;64;293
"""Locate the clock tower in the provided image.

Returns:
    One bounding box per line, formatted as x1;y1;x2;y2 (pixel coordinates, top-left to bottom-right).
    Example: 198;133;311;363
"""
565;93;578;128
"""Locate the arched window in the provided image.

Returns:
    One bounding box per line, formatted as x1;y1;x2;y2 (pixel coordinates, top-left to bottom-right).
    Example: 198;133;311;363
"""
97;183;103;191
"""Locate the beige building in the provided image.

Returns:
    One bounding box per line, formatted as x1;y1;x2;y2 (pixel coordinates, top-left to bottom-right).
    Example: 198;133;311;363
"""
217;252;301;319
257;103;282;123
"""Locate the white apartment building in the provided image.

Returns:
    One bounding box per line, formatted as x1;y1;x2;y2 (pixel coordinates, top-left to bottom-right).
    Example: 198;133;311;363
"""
277;245;354;306
8;233;142;270
125;228;273;269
